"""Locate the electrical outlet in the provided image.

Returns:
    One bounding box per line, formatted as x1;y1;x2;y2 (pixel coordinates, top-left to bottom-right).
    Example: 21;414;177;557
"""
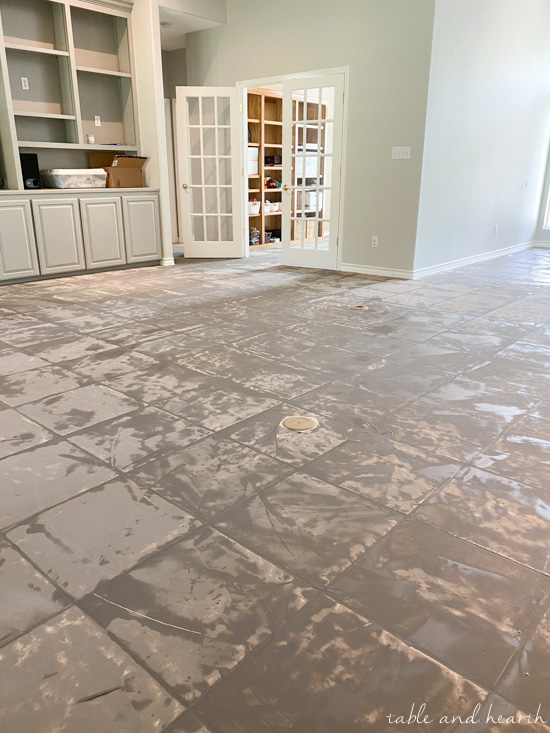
494;225;499;236
94;115;101;127
21;77;29;90
372;235;379;248
392;147;411;159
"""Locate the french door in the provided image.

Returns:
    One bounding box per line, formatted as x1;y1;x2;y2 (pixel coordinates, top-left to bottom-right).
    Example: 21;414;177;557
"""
175;87;244;258
281;74;345;270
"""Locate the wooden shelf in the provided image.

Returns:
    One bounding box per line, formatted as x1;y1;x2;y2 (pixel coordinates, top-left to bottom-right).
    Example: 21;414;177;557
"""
248;117;260;123
265;120;283;126
247;142;260;147
249;188;260;193
76;66;132;79
265;211;282;216
265;165;282;170
4;42;69;57
265;143;283;148
15;111;76;121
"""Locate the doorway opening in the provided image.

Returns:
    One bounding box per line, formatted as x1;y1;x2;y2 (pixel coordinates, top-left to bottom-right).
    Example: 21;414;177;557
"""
241;71;347;271
246;84;284;259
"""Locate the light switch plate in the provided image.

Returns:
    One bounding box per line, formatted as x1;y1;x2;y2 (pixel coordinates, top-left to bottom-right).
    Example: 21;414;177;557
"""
392;146;411;159
94;115;101;127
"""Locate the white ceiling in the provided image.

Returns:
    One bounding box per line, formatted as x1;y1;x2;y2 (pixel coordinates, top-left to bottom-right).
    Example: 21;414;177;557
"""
159;7;221;51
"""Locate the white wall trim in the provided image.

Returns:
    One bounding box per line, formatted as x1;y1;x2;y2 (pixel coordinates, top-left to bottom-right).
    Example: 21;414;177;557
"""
340;263;414;280
342;240;539;281
412;241;533;278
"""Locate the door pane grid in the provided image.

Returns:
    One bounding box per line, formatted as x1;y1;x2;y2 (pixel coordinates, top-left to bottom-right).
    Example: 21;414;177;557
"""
186;95;234;243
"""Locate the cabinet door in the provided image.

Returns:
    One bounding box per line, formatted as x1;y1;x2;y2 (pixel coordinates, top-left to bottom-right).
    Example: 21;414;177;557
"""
122;195;161;263
80;197;126;269
0;200;40;281
32;198;86;274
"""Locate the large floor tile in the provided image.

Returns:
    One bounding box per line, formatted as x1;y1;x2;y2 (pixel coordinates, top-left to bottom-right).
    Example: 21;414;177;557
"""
417;467;550;572
292;378;411;427
497;611;550;723
0;541;68;647
0;365;89;407
0;408;53;459
130;435;292;520
68;406;210;471
220;402;354;466
9;478;201;598
19;384;139;435
215;472;399;585
305;437;460;513
0;441;116;529
0;347;48;376
327;520;550;687
0;607;183;733
473;414;550;490
83;526;311;703
376;397;510;463
190;596;485;733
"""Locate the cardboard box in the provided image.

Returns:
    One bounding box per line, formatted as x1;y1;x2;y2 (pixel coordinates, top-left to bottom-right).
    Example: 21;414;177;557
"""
88;153;149;188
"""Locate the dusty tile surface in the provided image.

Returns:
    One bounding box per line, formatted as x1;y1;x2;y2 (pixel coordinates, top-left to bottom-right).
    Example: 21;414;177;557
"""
0;607;183;733
0;541;68;647
0;441;116;529
130;434;292;520
215;472;399;584
327;520;550;687
83;526;310;703
190;596;485;732
9;478;201;598
1;247;550;731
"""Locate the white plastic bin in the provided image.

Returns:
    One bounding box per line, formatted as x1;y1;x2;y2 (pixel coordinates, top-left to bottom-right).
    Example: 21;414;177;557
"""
41;168;108;189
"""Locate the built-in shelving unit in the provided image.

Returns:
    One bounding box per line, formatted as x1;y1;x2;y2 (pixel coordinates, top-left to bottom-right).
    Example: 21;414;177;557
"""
247;87;283;245
0;0;138;190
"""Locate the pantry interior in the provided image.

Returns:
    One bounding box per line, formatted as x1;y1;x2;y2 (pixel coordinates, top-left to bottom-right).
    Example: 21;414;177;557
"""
246;82;333;253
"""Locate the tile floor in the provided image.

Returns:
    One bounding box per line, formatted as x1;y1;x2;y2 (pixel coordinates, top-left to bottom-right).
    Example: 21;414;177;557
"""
0;247;550;732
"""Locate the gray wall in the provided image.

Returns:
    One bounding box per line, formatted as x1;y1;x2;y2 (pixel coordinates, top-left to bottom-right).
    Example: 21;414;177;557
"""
162;48;188;98
415;0;550;272
186;0;436;274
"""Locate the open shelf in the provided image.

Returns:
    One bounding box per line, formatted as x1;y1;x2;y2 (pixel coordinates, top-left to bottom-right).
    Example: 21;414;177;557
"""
77;70;135;146
1;0;68;53
15;111;75;120
71;6;130;74
15;115;77;144
4;43;69;57
76;66;131;79
8;48;74;116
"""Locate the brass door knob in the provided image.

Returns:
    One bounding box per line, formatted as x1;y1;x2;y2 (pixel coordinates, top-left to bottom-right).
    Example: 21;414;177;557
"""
283;184;290;191
182;183;190;190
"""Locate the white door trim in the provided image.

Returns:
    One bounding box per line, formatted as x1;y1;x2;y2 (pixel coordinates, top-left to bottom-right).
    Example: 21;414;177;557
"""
237;67;349;268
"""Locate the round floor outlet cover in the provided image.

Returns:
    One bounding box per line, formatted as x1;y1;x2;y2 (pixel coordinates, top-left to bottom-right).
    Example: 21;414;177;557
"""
348;304;369;311
281;415;319;432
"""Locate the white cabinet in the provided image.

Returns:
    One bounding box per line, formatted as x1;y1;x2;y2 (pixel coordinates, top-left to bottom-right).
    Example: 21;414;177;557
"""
80;196;126;269
0;200;40;281
32;198;85;275
123;195;161;263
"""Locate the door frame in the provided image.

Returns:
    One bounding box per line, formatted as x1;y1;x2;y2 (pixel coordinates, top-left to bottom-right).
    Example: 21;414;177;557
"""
237;66;349;269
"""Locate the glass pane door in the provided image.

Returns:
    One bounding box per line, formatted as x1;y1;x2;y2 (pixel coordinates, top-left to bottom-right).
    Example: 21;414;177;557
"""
176;87;243;258
282;75;345;270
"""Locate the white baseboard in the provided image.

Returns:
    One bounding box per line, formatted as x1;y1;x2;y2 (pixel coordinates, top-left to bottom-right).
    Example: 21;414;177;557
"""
342;241;536;280
340;263;414;280
161;257;175;266
531;240;550;249
412;241;533;278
